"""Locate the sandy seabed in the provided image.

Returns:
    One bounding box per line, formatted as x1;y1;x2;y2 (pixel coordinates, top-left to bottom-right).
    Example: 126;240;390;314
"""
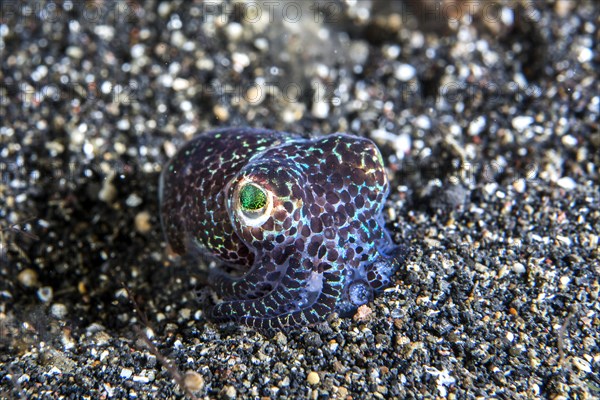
1;1;599;399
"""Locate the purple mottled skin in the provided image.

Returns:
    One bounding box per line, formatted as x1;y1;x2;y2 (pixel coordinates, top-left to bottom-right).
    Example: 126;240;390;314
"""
159;127;404;334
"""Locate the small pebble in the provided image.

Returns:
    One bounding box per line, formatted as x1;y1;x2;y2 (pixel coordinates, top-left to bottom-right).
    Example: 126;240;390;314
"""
172;78;190;91
311;101;330;119
307;371;320;385
254;37;269;52
99;179;117;204
17;268;38;287
511;115;534;132
577;47;593;63
556;176;576;190
394;63;416;81
184;370;205;392
134;211;152;234
120;368;133;379
512;178;526;194
50;303;68;319
37;286;53;303
178;308;191;321
339;386;353;398
213;105;230;121
116;119;130;131
354;305;374;321
468;116;486;136
561;134;577;147
66;46;83;59
224;22;243;41
274;331;288;346
572;357;592;373
132;375;151;383
559;275;571;288
222;385;237;399
130;43;145;58
126;194;143;207
512;263;526;274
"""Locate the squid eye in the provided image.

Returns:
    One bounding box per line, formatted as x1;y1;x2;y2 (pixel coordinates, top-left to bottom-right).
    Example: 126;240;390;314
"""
240;183;267;211
236;182;272;226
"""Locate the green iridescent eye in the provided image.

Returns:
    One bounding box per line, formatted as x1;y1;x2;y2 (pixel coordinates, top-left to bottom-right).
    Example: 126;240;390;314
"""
239;183;267;211
235;181;272;227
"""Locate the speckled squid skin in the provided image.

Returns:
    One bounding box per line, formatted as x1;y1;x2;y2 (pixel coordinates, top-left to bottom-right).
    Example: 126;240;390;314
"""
159;127;403;334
